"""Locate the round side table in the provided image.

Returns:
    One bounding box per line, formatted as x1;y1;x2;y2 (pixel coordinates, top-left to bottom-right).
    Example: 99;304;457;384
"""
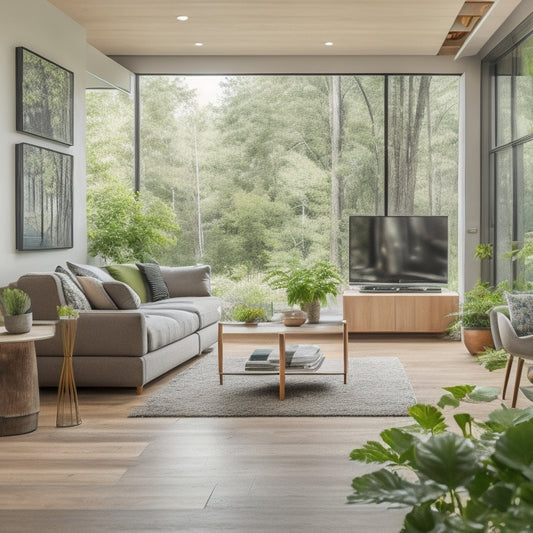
0;324;55;436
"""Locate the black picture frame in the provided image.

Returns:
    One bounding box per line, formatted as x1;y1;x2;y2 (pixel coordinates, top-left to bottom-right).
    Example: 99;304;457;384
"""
16;143;73;251
16;47;74;146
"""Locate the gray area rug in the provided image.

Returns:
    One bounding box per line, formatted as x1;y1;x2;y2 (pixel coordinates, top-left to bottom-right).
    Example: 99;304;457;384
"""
130;355;417;417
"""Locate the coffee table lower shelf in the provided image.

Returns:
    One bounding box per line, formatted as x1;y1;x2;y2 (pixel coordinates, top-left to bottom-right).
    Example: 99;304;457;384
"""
217;321;348;400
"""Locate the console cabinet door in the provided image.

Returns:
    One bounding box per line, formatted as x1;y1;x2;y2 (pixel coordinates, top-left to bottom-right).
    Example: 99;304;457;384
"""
343;294;395;332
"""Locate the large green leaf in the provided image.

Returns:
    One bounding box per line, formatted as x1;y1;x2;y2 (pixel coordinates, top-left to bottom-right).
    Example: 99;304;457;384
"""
348;468;444;506
487;405;533;432
493;420;533;481
350;440;401;465
401;503;438;533
440;385;500;405
454;413;474;438
381;427;418;463
481;482;514;512
414;433;479;489
408;404;447;433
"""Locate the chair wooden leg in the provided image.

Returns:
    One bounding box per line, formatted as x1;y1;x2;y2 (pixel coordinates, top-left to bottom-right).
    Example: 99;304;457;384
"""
502;354;514;399
511;357;525;408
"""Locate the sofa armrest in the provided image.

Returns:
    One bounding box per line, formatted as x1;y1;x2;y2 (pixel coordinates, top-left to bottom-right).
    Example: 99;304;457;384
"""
17;273;67;319
36;310;148;357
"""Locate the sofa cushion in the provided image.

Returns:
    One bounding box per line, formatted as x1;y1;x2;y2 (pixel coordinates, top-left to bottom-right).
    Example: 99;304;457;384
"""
77;276;118;310
160;265;212;297
505;291;533;337
54;267;91;311
141;296;221;328
67;261;115;282
144;311;199;351
105;264;149;303
103;281;141;309
136;262;169;302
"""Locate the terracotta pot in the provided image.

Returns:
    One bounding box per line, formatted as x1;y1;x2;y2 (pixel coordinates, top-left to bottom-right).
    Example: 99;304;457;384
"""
462;327;494;355
3;313;32;334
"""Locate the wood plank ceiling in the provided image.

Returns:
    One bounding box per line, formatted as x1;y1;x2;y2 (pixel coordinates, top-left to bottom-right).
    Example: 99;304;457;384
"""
47;0;495;56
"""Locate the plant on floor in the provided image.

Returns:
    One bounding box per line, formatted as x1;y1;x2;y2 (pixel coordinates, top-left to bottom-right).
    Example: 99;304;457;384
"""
476;346;510;372
348;384;533;531
0;288;31;316
265;260;343;323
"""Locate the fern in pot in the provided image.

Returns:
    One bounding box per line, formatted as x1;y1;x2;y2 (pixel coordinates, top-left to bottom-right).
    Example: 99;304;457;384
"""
0;288;32;334
266;261;343;323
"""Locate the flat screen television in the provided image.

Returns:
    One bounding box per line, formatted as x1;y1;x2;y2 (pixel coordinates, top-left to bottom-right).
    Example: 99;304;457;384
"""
349;215;448;286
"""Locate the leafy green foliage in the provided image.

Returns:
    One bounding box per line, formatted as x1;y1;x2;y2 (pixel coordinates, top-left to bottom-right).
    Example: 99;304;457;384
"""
474;243;493;261
265;261;343;307
449;280;509;329
348;385;533;532
87;177;180;263
0;288;31;316
56;305;79;318
231;305;267;323
476;347;510;372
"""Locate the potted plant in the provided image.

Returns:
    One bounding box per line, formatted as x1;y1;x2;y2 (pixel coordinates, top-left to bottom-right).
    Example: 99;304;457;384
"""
266;261;343;323
0;288;32;334
448;280;508;355
231;304;267;324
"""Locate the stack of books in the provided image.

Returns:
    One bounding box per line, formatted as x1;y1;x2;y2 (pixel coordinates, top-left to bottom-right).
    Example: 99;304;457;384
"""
245;344;324;371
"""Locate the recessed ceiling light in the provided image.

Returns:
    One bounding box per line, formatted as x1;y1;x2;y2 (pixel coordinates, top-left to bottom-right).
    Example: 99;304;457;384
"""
176;15;189;21
195;42;204;47
324;41;334;46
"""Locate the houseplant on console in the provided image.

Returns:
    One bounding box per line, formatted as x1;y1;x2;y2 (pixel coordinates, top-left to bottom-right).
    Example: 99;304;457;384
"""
0;288;32;334
266;261;343;323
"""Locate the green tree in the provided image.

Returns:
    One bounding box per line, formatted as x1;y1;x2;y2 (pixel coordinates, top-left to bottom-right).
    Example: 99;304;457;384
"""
87;177;180;263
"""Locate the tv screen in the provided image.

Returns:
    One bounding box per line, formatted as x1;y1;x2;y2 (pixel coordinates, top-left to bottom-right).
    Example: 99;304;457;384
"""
349;215;448;286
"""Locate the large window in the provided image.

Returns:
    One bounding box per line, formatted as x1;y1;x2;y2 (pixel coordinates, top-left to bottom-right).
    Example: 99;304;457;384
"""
485;25;533;287
87;75;459;286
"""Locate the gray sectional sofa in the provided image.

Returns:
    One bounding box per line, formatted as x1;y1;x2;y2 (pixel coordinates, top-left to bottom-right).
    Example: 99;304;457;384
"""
17;262;221;394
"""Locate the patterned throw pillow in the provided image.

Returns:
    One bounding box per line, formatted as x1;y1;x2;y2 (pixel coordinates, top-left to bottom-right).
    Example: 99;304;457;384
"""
102;281;141;310
505;291;533;337
136;262;169;302
77;277;117;310
55;267;92;311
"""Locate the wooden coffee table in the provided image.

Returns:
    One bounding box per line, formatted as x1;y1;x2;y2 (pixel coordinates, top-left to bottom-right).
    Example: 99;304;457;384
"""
217;320;348;400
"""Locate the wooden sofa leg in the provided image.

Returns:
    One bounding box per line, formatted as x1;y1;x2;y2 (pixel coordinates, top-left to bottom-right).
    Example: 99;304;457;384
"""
136;385;143;395
502;354;514;399
511;357;525;408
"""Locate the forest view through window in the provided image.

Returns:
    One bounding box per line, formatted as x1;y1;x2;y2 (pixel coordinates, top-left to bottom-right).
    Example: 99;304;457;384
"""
87;74;459;311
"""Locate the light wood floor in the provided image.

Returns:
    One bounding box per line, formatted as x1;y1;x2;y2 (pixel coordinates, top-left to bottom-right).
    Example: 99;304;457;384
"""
0;334;528;532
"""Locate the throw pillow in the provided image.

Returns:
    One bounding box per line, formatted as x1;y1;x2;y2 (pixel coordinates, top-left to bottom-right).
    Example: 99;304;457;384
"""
54;268;92;311
505;291;533;337
104;264;148;303
160;265;212;297
102;281;141;310
77;277;117;310
136;262;169;302
66;261;115;282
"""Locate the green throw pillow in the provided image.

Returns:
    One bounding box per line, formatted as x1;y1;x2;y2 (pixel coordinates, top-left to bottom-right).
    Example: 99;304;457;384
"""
105;264;148;303
505;291;533;337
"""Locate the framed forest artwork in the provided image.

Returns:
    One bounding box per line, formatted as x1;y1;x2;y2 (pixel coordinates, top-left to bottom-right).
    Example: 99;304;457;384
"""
16;47;74;146
16;143;73;251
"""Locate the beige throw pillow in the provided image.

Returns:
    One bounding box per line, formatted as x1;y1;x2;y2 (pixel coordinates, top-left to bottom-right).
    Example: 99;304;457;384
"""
102;281;141;309
77;277;117;310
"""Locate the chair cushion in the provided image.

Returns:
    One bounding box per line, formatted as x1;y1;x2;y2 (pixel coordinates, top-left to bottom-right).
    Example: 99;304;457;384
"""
136;262;169;302
505;291;533;336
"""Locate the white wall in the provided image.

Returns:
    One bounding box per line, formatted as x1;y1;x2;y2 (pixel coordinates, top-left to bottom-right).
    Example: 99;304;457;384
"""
0;0;87;286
